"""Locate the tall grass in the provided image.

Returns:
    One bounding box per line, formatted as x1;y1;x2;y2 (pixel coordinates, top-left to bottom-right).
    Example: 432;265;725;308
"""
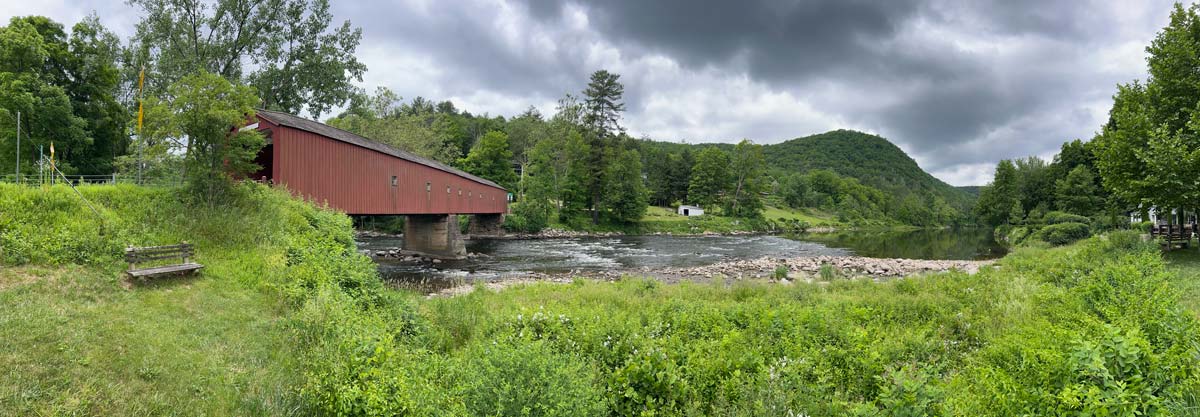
0;182;386;415
303;231;1200;416
3;183;1197;416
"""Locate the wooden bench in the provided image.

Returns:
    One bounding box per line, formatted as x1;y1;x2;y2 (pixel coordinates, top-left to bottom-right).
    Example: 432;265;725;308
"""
125;242;204;278
1151;223;1195;250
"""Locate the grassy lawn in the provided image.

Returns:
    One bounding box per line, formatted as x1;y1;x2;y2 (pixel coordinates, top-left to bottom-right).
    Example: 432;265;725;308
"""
643;205;835;225
761;206;838;225
633;205;839;234
0;265;306;415
1162;247;1200;318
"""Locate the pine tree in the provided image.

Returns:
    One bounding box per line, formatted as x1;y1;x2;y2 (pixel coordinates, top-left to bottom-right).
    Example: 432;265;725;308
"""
581;70;625;223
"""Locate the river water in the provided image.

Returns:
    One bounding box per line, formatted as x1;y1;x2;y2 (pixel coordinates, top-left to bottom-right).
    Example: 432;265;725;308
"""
358;228;1005;291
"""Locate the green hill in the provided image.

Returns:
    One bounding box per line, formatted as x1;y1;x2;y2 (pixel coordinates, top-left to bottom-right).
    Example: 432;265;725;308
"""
761;130;973;209
641;130;975;225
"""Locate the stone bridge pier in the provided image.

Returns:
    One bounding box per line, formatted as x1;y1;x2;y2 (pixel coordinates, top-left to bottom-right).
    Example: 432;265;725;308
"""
468;214;505;237
404;214;466;259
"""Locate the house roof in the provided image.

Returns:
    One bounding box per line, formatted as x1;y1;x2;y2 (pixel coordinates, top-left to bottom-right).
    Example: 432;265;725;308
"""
255;109;505;191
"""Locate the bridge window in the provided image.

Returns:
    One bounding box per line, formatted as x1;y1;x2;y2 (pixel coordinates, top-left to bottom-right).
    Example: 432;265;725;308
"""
425;182;431;192
458;189;462;196
390;176;397;187
447;185;451;194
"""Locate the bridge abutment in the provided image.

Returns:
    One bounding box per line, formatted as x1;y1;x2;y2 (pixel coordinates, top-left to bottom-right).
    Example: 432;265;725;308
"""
468;213;505;237
404;214;466;259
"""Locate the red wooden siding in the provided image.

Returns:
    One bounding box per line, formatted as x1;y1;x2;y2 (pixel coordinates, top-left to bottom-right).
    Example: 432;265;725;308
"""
257;115;507;215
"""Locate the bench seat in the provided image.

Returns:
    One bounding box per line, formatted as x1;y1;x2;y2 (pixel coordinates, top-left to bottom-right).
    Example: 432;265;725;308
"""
127;263;204;278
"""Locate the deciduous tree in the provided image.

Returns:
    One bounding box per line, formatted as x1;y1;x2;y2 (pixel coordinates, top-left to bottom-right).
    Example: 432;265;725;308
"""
602;149;648;224
725;139;765;218
459;130;518;191
688;147;730;210
144;71;263;199
128;0;365;118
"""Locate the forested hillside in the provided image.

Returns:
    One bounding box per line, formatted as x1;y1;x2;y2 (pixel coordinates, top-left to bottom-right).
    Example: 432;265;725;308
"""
764;130;971;207
641;130;975;226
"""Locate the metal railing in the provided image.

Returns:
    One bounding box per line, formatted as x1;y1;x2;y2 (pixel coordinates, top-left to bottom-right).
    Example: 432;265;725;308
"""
0;173;183;187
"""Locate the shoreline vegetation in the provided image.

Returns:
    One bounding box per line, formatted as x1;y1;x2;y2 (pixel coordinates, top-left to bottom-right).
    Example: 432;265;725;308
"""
355;204;946;240
3;183;1198;415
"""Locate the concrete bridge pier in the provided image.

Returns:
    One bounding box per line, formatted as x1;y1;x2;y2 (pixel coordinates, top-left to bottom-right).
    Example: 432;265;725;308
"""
404;214;466;259
468;214;505;237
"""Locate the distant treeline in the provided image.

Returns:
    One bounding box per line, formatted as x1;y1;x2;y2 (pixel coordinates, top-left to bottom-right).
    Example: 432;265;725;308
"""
974;3;1200;241
1;2;972;229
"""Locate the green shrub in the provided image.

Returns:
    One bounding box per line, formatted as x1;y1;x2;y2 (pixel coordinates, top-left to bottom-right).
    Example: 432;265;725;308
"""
877;365;944;417
819;263;838;280
504;199;553;233
773;265;789;280
1043;211;1091;225
457;340;606;417
1038;222;1091;245
1131;220;1154;233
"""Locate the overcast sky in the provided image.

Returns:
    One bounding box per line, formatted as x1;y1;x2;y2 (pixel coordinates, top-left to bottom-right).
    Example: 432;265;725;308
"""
1;0;1179;185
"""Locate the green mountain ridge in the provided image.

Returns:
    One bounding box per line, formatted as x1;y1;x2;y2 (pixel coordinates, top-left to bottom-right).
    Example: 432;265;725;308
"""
643;129;975;212
762;130;969;204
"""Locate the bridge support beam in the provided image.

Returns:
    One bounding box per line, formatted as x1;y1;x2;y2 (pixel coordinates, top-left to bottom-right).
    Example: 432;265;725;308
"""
404;214;466;259
468;213;505;237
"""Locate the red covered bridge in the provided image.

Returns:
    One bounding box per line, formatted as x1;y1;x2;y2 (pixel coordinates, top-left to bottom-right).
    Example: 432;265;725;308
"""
250;109;507;257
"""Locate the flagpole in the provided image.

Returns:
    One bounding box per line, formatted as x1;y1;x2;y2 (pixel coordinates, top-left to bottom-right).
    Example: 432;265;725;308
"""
137;66;145;185
15;110;20;184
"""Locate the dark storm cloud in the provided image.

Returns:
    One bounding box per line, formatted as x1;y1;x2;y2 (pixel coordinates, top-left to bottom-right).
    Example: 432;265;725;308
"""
506;0;1168;183
5;0;1167;185
526;0;927;81
334;1;594;102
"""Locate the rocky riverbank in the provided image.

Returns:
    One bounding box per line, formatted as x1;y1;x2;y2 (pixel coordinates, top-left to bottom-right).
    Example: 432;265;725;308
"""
425;255;995;297
655;255;992;280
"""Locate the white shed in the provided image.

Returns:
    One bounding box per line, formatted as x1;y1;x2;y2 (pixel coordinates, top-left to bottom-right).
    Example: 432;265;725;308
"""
678;205;704;216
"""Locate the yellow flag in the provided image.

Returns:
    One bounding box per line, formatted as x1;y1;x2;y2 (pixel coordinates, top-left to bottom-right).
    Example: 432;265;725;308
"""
50;142;54;163
137;67;145;133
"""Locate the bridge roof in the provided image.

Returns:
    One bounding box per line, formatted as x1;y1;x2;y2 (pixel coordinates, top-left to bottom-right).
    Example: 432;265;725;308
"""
256;109;505;191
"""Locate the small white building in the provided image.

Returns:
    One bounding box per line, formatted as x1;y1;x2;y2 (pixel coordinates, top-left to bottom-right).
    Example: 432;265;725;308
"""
678;205;704;216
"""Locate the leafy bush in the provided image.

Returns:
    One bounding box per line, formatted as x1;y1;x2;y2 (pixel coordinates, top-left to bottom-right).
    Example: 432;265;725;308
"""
1038;222;1091;245
457;340;606;416
1043;211;1091;225
772;265;789;280
504;199;553;233
1131;220;1154;233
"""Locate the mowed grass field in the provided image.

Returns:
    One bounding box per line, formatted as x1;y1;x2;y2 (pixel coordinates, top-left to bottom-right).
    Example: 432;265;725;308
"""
1163;249;1200;318
0;265;306;415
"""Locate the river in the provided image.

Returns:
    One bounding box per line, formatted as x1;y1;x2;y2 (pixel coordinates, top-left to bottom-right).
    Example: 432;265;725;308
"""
357;228;1005;291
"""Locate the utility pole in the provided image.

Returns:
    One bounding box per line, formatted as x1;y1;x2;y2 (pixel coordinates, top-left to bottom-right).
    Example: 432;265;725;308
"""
137;66;145;185
14;110;20;183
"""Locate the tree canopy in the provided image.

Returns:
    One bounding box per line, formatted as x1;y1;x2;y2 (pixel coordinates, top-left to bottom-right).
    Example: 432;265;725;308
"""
0;15;127;175
128;0;366;118
1094;3;1200;217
